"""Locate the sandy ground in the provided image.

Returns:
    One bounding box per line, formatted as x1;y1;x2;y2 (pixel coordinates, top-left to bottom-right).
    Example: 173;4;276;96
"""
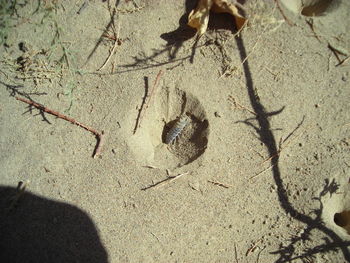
1;0;350;262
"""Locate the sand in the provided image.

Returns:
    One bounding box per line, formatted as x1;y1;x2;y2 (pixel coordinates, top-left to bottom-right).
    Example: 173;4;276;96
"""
1;0;350;262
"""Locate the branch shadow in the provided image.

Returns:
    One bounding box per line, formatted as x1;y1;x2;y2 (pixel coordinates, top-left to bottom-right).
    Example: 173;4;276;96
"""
117;0;197;72
234;26;350;262
1;80;51;123
271;179;350;262
0;80;47;100
0;185;108;263
117;0;245;73
84;2;117;66
159;0;197;61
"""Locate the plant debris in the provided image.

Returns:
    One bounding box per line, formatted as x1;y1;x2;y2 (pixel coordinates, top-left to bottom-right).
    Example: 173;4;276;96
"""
188;0;247;38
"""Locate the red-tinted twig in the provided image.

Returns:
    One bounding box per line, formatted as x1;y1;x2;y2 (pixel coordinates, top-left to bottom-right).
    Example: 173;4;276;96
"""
15;96;104;158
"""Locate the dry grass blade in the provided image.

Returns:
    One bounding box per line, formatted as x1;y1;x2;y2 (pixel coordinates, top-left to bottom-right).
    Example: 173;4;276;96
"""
98;22;121;71
250;164;276;180
228;95;256;115
141;172;189;190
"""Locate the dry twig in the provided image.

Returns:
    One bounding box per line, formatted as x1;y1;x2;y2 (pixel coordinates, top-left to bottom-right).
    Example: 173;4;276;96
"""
98;22;121;72
246;238;262;256
15;96;104;158
253;122;306;179
261;116;306;164
337;56;350;67
234;243;239;263
141;172;188;190
142;165;158;169
133;70;163;134
7;181;28;212
305;19;321;42
77;0;89;14
208;180;232;188
228;95;256;115
328;42;349;66
250;164;276;180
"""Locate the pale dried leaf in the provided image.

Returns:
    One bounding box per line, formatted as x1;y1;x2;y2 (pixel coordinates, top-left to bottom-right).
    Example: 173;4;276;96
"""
211;0;247;31
188;0;247;37
188;0;213;37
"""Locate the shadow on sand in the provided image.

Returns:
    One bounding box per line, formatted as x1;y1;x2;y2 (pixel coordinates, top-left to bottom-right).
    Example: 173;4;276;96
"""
0;185;108;263
234;18;350;262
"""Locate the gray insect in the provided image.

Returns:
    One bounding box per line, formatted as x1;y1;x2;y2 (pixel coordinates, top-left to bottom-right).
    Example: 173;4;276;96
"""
165;115;190;144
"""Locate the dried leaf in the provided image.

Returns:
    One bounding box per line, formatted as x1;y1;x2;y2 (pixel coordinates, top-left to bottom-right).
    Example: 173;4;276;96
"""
188;0;213;37
211;0;247;31
188;0;247;37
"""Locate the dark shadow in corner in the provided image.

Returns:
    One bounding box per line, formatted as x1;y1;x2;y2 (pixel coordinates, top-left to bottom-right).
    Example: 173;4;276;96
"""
234;23;350;262
0;185;108;263
270;179;350;262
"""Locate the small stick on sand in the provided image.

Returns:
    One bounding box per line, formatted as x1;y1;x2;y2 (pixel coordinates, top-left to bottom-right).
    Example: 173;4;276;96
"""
98;22;121;71
240;23;268;66
142;165;159;169
246;238;262;256
328;43;348;64
274;0;294;26
208;180;232;188
77;0;89;14
337;56;350;67
7;181;28;212
250;164;276;180
133;70;163;134
305;19;321;42
15;96;104;158
228;95;257;116
261;117;307;164
234;243;239;263
141;172;188;190
92;131;104;159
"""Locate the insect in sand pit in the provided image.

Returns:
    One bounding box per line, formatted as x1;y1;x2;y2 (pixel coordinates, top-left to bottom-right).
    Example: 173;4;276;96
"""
165;115;191;144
